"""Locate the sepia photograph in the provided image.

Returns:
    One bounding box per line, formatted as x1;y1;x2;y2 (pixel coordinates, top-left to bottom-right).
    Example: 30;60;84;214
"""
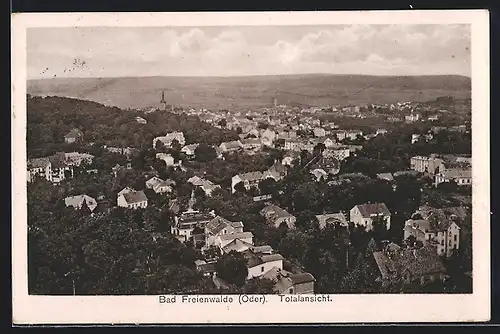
12;10;490;324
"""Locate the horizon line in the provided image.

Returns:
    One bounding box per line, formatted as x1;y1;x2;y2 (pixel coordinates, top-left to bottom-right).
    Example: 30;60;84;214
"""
27;73;472;81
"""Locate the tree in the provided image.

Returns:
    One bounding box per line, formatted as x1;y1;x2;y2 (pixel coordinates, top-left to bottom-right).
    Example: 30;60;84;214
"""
242;278;276;294
218;118;227;128
215;251;248;287
194;143;217;163
313;143;326;156
233;181;246;193
236;126;242;134
258;178;277;196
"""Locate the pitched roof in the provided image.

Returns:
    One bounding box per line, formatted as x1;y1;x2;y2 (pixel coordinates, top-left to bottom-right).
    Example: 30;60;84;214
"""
222;238;254;253
377;173;395;181
206;216;233;235
440;168;472;179
260;204;294;219
237;171;264;182
268;162;288;175
241;138;261;145
122;190;148;204
64;194;97;211
353;203;391;218
243;249;283;268
381;243;446;278
289;272;315;284
49;152;68;169
316;213;348;229
220;140;243;149
28;157;51;169
219;231;254;241
250;245;274;254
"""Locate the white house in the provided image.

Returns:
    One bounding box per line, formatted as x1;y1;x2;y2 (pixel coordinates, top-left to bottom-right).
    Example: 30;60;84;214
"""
260;129;276;147
350;203;391;231
117;190;148;209
171;209;217;243
64;194;98;212
27;157;52;182
260;204;296;229
231;171;264;193
135;116;147;124
153;132;186;148
181;144;199;158
435;168;472;187
243;250;284;279
313;127;326;137
188;176;221;197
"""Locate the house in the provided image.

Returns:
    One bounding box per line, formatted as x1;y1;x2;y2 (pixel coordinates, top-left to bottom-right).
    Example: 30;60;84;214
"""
135;116;147;124
64;194;98;212
221;238;254;254
373;243;446;286
316;213;348;229
27;157;52;182
243;249;284;279
428;115;440;121
117;190;148;209
204;215;246;249
64;128;83;143
187;176;221;197
48;153;74;183
260;204;296;229
264;162;288;181
319;137;336;148
282;151;300;167
152;132;186;148
260;129;276;147
332;130;347;141
156;153;181;167
284;139;301;151
272;270;316;294
231;171;264;193
435;168;472;187
117;187;135;198
376;129;388;136
219;140;243;153
171;209;217;243
405;113;421;123
146;177;175;194
63;152;94;166
181;144;199;158
403;217;460;258
194;260;217;278
313;127;326;137
310;168;328;182
241;138;262;151
350;203;391;231
345;130;363;140
410;155;445;174
322;147;350;161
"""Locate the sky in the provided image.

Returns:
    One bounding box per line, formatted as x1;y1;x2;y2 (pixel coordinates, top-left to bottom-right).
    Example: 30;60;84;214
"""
27;24;471;79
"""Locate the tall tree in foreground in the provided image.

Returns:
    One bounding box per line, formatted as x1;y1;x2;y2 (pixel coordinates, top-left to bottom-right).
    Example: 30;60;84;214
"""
215;251;249;287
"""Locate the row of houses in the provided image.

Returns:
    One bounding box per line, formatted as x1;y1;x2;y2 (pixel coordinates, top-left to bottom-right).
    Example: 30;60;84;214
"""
27;152;94;183
409;154;472;186
231;162;288;193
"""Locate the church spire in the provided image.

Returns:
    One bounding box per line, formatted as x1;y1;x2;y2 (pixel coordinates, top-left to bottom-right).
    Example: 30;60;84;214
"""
160;91;166;103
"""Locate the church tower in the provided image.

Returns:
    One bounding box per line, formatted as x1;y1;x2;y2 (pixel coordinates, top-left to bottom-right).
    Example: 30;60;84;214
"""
160;91;167;111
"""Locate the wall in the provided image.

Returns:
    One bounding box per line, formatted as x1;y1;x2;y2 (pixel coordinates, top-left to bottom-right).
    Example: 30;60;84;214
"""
293;281;315;294
247;260;283;279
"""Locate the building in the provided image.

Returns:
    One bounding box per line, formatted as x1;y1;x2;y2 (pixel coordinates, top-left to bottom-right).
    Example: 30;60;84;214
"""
403;217;460;258
64;194;98;212
241;138;262;151
373;243;446;287
187;176;221;197
310;168;328;182
260;129;276;147
260;204;296;229
346;130;363;140
152;132;186;148
376;129;388;136
264;162;288;181
48;153;74;183
313;127;326;137
350;203;391;231
376;173;395;182
63;152;94;166
281;151;301;167
332;130;347;141
135;116;147;124
156;153;181;167
272;271;316;294
27;157;52;182
231;171;264;193
322;147;350;161
204;215;246;249
316;213;348;229
146;176;175;194
171;209;217;243
219;140;243;153
64;128;83;143
117;190;148;209
243;249;284;279
435;168;472;187
181;144;199;158
410;155;445;174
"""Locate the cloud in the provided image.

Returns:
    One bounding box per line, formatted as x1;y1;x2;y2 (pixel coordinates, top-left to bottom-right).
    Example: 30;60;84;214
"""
27;24;471;79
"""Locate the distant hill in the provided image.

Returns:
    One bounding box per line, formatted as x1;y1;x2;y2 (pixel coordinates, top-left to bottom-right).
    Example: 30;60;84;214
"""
27;74;471;110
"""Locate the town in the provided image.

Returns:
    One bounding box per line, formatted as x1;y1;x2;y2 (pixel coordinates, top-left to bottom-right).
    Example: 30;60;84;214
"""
26;91;472;296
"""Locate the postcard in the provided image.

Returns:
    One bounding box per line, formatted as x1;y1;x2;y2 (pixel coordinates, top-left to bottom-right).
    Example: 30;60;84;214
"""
11;10;490;324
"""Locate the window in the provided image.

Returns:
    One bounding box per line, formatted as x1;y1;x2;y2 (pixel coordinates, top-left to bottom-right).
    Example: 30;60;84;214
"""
454;235;457;242
441;240;444;246
289;288;293;294
261;266;264;272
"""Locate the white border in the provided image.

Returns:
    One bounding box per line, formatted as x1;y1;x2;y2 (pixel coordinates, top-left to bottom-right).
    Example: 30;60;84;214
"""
12;10;490;324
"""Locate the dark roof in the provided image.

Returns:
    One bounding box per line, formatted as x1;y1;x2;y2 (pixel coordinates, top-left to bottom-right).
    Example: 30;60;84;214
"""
28;157;51;169
206;216;233;235
250;245;274;254
199;263;216;274
122;190;148;204
49;152;68;169
289;272;315;285
383;243;446;278
354;203;391;218
243;250;284;268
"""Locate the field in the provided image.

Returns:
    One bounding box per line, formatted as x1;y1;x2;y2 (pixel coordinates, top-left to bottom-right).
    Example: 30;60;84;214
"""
27;74;471;110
